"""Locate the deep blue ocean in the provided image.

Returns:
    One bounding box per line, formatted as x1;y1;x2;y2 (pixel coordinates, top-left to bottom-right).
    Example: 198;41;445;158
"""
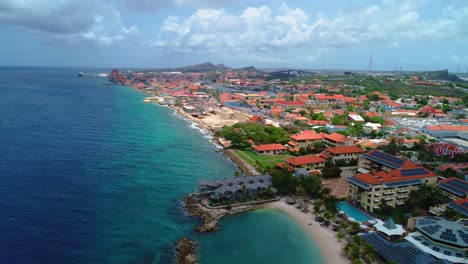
0;67;323;264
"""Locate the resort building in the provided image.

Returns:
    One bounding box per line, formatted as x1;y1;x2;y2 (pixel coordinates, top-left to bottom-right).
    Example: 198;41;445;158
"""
359;150;418;173
447;198;468;217
406;216;467;263
284;155;326;171
360;232;442;264
347;167;438;212
197;175;275;201
373;217;406;240
438;177;468;200
321;145;365;165
323;133;355;147
252;144;287;155
289;130;324;148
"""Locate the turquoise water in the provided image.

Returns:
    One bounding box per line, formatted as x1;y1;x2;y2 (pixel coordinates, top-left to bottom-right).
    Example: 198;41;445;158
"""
337;201;373;222
0;68;324;263
197;209;324;264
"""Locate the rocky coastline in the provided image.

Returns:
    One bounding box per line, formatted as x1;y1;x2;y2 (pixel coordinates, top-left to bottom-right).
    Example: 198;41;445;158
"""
175;238;198;264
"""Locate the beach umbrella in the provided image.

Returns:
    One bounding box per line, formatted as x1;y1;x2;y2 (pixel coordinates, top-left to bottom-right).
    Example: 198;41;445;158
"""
368;220;377;225
360;224;368;229
348;217;356;222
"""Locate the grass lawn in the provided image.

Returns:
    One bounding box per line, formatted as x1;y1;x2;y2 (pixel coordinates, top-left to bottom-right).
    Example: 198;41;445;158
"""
235;150;292;169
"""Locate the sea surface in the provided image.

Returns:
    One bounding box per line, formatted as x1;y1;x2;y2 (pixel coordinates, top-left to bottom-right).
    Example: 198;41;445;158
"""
0;67;323;264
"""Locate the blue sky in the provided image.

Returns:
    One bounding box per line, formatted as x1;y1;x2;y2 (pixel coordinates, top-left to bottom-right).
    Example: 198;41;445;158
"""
0;0;467;71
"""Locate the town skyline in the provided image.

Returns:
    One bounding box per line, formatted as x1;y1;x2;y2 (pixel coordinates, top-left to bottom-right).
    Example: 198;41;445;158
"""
1;0;467;71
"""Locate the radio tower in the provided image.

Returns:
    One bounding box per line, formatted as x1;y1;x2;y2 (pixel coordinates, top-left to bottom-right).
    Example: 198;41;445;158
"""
368;50;373;75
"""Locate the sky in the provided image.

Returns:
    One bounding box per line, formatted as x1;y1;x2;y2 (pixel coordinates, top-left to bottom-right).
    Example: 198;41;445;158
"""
0;0;467;71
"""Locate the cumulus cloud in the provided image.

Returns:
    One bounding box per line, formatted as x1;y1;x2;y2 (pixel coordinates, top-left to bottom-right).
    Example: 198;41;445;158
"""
152;1;468;52
0;0;138;45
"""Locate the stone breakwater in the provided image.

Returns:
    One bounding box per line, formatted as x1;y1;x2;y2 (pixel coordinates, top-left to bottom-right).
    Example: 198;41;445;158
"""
182;195;268;233
223;149;259;176
175;238;198;264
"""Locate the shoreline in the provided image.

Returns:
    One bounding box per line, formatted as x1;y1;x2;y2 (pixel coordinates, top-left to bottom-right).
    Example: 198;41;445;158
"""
126;84;347;263
265;200;348;264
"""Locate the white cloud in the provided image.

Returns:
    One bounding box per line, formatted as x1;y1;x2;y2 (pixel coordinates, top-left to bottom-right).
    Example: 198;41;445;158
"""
152;2;468;52
0;0;138;46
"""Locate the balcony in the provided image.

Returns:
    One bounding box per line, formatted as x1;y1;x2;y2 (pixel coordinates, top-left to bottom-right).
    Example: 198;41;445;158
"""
398;195;408;199
374;194;380;197
385;197;394;201
398;189;408;193
384;191;394;195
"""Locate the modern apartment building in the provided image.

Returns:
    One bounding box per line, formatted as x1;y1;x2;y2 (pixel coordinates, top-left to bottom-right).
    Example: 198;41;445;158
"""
348;167;438;212
359;150;419;173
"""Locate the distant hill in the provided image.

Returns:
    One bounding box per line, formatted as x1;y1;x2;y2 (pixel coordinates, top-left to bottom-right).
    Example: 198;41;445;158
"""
235;66;263;73
419;69;462;82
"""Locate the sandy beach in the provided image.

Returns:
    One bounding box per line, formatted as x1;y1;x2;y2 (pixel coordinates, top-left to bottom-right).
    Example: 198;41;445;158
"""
266;200;349;264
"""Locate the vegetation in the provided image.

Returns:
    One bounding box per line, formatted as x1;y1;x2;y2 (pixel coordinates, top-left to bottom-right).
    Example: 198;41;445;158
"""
345;75;466;97
219;122;289;149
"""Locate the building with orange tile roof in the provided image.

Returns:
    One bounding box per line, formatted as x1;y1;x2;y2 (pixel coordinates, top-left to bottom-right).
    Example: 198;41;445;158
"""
323;133;355;147
348;166;438;212
284;155;326;171
290;130;324;148
322;145;365;164
252;144;287;155
429;143;466;157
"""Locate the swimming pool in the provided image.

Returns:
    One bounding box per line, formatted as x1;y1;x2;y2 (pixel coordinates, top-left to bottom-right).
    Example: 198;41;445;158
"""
337;201;373;222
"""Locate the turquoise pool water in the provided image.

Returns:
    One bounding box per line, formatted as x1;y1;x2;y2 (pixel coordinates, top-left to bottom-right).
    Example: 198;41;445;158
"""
337;201;373;222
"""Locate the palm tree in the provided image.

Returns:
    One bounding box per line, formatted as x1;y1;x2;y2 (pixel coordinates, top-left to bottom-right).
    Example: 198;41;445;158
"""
339;220;349;231
350;244;361;260
352;235;363;246
351;259;364;264
313;200;323;217
343;243;353;257
361;243;377;263
337;232;345;242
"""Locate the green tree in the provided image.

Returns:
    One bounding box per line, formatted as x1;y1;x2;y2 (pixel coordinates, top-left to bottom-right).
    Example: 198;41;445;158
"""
322;166;343;179
303;175;323;196
337;232;345;242
271;168;298;194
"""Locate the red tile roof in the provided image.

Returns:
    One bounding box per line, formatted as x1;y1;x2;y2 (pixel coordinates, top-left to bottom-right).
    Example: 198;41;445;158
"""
426;125;468;131
355;167;437;184
454;198;468;206
253;144;287;152
324;133;347;143
324;145;365;155
285;155;326;166
291;131;324;141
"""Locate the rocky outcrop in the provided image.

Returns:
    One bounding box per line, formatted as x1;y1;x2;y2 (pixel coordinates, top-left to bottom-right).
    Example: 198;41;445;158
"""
175;238;197;264
183;195;218;232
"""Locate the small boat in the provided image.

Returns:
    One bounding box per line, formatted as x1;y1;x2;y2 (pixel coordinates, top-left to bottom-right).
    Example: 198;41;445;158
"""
78;72;84;77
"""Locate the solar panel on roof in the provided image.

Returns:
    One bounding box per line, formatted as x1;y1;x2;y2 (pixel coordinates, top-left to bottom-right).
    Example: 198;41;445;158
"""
447;179;468;192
